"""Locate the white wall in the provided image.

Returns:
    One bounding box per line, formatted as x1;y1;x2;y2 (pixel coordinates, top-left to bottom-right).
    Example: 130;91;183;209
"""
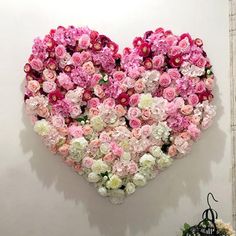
0;0;231;235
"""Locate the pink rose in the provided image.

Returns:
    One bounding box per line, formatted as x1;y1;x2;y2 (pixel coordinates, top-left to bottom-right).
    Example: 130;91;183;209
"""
188;94;199;106
82;157;94;168
115;104;127;117
103;153;116;164
83;125;93;136
165;35;178;46
27;80;40;93
178;38;190;53
168;145;177;157
134;79;145;93
78;34;90;49
163;87;176;101
195;81;206;93
37;106;49;118
58;144;69;157
168;46;181;57
181;105;193;115
88;97;100;108
195;56;207;68
80;51;91;64
70;105;82;118
113;146;124;157
190;114;201;125
57;73;74;90
113;71;125;81
91;73;102;87
129;118;142;129
140;125;152;137
71;52;82;66
69;125;84;138
127;161;138;175
166;102;178;115
168;68;181;80
141;108;151;120
123;77;136;88
99;132;111;143
94;85;105;98
132;128;141;139
89;107;100;117
174;97;185;108
129;93;140;106
153;54;165;69
159;72;171;87
51;115;65;128
103;98;115;108
187;123;201;140
43;69;57;81
30;58;43;71
205;77;214;91
42;81;56;93
55;45;66;59
127;107;141;119
82;61;95;75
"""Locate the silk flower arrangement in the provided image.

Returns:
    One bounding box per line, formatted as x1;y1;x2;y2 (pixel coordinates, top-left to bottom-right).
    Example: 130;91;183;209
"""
23;26;216;204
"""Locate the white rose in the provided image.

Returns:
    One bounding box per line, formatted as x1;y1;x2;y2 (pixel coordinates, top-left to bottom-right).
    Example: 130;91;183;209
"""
34;119;51;136
70;137;88;150
133;173;146;187
91;159;109;174
88;172;100;182
98;187;108;197
90;116;105;132
100;143;110;154
120;152;131;162
140;153;156;167
106;175;122;190
125;182;136;195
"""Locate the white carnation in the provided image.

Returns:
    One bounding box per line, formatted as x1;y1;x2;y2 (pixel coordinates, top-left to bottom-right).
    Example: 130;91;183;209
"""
140;153;156;167
34;119;51;136
91;159;109;174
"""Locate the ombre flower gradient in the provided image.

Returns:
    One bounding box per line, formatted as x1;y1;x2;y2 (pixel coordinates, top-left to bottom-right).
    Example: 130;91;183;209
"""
24;26;216;204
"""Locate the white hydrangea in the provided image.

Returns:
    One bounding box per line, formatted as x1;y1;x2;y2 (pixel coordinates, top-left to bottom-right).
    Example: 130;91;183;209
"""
91;159;109;174
139;153;156;167
139;166;157;180
149;146;162;158
69;137;88;160
151;97;168;121
120;152;131;162
142;70;160;93
157;154;173;170
138;93;154;109
34;119;51;136
180;62;205;77
152;122;171;142
125;182;136;195
133;173;147;187
65;87;84;103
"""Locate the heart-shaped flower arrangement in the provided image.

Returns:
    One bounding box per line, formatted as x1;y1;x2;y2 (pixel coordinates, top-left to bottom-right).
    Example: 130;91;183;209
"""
24;26;216;204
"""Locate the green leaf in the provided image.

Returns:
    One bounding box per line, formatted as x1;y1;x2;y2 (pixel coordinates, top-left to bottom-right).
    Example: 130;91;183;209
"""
77;115;88;123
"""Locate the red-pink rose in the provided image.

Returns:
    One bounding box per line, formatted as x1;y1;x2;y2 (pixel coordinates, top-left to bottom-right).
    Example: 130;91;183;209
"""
129;118;141;129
